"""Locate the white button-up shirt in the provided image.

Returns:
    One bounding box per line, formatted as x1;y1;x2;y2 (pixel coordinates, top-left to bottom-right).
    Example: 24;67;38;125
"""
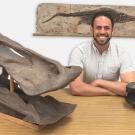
69;40;134;83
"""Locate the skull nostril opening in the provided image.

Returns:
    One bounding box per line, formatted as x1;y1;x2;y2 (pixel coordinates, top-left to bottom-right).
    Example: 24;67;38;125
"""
49;64;60;75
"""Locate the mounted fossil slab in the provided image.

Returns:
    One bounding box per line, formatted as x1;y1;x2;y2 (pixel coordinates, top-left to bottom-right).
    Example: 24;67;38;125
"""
34;3;135;37
0;34;82;96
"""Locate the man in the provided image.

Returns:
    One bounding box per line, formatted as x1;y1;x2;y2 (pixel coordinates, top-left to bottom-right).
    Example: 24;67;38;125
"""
68;11;135;96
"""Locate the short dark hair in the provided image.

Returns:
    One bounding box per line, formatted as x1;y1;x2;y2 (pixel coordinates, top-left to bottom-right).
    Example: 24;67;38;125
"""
91;11;114;27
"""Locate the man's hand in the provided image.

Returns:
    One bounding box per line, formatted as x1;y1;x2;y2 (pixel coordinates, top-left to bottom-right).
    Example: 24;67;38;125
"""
91;79;102;87
91;79;127;96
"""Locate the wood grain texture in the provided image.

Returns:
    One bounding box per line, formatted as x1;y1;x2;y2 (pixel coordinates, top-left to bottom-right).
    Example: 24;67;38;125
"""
34;3;135;37
1;89;135;135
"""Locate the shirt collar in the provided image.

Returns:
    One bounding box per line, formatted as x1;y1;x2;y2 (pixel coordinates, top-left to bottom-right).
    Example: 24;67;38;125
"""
91;40;111;55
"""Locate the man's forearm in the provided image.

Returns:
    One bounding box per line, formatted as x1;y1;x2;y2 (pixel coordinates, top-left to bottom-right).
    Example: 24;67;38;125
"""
91;80;127;96
69;82;116;96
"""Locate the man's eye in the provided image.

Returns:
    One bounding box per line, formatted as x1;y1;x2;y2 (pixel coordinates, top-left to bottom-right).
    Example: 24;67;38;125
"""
105;27;111;30
96;27;101;30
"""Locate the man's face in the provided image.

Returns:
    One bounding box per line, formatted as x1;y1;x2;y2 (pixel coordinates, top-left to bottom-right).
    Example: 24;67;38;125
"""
91;16;113;46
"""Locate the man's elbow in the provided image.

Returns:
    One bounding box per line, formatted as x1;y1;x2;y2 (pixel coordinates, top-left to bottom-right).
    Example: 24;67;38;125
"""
69;84;81;96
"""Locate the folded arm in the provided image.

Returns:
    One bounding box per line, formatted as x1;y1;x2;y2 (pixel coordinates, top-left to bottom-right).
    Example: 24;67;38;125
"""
69;71;135;96
91;71;135;96
69;71;116;96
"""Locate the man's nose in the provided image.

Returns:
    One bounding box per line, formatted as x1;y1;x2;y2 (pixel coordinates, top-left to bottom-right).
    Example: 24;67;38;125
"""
100;28;106;34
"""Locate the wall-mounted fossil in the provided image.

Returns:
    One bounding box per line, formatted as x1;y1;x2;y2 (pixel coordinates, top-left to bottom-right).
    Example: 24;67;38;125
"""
42;7;135;24
34;3;135;37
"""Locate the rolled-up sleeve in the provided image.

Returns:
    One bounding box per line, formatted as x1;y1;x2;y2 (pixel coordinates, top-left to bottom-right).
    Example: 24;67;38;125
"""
120;50;135;74
68;47;83;68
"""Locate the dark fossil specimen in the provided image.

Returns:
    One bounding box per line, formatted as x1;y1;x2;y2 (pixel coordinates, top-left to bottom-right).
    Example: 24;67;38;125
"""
0;87;76;125
42;7;135;25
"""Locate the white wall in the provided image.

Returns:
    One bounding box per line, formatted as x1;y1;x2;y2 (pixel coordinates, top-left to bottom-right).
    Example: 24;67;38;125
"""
0;0;135;66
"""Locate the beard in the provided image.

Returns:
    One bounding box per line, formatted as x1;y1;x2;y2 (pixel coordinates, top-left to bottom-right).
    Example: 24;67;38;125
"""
93;34;111;46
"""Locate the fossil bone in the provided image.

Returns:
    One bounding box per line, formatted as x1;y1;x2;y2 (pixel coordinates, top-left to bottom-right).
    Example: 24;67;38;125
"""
0;34;82;95
0;87;76;125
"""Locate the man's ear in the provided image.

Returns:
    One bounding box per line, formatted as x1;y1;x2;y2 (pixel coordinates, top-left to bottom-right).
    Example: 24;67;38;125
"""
90;25;93;32
112;26;115;34
90;25;93;34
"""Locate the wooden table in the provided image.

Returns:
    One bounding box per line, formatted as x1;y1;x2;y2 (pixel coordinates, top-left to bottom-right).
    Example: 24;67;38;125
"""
0;89;135;135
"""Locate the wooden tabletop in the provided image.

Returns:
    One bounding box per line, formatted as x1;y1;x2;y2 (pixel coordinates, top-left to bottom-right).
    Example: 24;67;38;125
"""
0;89;135;135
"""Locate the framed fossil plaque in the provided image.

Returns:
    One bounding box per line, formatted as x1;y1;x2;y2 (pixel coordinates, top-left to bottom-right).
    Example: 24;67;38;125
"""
34;3;135;37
